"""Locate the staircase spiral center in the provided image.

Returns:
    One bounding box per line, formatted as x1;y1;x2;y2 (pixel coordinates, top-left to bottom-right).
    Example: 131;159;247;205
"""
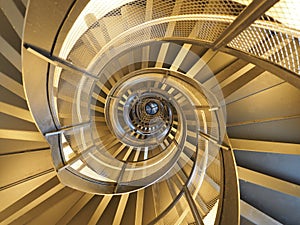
145;101;159;115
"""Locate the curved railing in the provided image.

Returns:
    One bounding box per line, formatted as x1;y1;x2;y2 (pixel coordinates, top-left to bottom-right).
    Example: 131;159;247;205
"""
23;1;227;224
22;0;300;224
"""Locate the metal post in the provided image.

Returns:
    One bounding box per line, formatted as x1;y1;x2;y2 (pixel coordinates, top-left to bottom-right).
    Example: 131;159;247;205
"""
45;121;91;137
183;186;205;225
24;43;99;80
114;163;127;193
198;130;230;150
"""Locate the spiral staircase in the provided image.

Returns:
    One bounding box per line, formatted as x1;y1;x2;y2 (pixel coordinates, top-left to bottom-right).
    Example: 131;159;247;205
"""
1;0;300;224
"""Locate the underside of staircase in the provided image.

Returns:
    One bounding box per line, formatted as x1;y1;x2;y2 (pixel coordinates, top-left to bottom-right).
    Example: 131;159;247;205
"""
0;0;300;225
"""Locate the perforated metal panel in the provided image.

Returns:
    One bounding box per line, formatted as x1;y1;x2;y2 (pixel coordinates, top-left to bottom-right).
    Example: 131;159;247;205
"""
59;0;251;70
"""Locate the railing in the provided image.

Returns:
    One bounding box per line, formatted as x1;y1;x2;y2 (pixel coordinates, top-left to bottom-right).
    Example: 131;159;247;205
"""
23;0;300;224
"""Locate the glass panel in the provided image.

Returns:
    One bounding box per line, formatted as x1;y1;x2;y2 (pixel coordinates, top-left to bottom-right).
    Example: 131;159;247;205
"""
188;141;221;222
52;67;94;127
152;193;197;225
